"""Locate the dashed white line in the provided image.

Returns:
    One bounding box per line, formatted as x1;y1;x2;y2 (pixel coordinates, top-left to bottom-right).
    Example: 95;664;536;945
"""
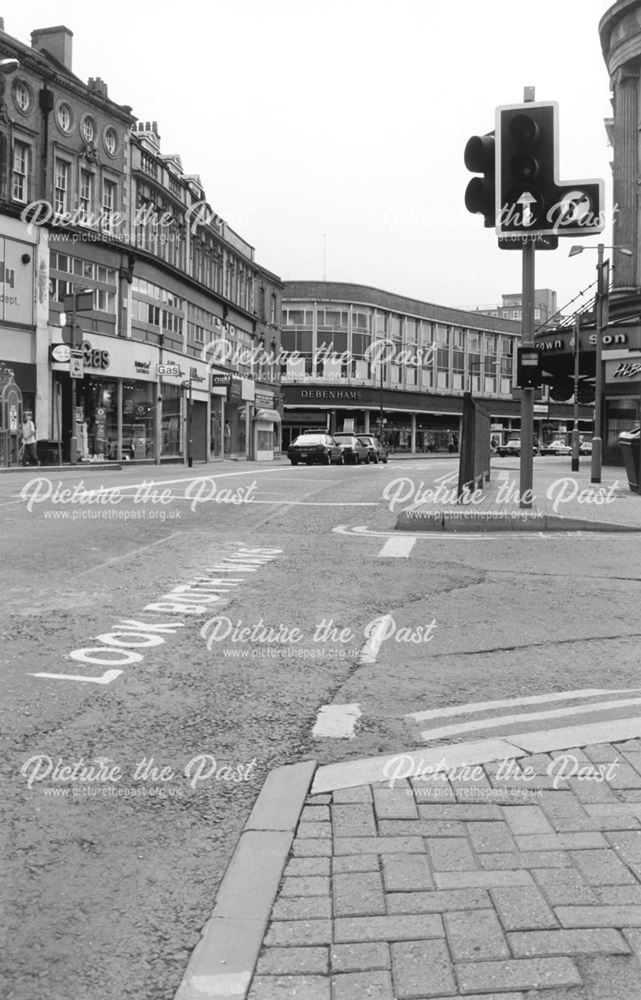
377;536;417;558
358;615;394;664
312;703;362;739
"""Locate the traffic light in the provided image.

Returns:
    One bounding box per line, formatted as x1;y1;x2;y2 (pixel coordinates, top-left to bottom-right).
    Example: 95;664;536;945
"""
516;347;542;389
576;381;595;404
464;131;495;228
545;375;574;402
496;102;603;238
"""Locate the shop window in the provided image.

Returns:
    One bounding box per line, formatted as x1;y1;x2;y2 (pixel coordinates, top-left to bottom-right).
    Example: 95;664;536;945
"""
257;428;273;452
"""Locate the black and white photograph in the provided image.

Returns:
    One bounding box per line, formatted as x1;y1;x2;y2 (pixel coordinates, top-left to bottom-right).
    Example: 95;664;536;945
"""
3;1;641;998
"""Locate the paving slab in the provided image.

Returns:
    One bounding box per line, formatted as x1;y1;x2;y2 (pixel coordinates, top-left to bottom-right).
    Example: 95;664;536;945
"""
175;739;641;1000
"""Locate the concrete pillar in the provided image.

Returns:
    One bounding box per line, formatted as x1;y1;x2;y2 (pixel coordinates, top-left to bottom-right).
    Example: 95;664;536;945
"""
611;65;639;287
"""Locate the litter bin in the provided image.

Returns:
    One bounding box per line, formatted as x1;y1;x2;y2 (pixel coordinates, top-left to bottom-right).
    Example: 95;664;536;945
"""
619;426;641;494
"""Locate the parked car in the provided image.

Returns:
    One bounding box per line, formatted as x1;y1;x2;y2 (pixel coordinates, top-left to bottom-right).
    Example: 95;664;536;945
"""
540;439;572;456
495;438;539;457
287;433;343;465
332;433;370;464
579;440;592;454
357;435;388;463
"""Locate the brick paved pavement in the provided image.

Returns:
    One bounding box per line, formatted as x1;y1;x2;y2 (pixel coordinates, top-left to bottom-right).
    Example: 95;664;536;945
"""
248;741;641;999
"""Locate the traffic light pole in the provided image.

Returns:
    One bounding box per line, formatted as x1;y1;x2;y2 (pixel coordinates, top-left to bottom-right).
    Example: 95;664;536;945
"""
520;239;535;509
591;243;605;484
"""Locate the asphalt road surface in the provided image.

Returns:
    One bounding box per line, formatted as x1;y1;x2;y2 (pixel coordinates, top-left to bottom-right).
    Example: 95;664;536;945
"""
2;456;640;1000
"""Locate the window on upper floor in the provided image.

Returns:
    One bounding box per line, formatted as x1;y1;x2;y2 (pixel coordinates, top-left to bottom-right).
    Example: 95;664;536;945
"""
54;159;70;214
11;141;31;203
79;169;94;221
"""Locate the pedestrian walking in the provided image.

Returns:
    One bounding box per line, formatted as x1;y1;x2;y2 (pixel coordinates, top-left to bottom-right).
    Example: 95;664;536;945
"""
21;411;39;466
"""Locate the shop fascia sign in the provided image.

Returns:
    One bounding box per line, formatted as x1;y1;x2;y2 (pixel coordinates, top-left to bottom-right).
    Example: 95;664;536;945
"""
606;354;641;382
537;327;641;354
299;388;363;400
50;339;110;370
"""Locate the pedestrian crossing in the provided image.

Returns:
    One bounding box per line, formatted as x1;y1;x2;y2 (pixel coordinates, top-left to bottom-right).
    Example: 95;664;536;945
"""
407;687;641;745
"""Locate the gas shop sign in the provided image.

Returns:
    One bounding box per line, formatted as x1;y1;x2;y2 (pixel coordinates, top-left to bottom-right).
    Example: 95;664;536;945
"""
50;339;110;371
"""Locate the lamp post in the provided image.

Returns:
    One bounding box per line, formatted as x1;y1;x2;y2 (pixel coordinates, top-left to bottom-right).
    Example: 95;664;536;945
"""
571;316;580;473
62;288;94;464
568;244;633;483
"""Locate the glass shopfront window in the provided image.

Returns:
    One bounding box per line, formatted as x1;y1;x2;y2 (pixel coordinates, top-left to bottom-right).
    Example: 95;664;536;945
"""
80;378;118;460
211;396;223;459
123;382;155;460
162;384;182;457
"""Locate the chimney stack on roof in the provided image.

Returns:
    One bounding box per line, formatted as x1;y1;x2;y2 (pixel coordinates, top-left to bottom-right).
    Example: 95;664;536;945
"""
88;77;108;98
31;26;73;71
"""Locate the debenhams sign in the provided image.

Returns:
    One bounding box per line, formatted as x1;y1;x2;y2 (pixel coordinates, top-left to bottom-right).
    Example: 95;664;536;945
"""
300;388;362;400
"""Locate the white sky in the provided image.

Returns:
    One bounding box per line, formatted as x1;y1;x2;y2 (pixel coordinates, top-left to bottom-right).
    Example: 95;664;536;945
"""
6;0;615;318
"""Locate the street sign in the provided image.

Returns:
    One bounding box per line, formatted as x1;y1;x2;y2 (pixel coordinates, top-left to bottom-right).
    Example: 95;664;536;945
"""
211;373;232;386
70;349;84;379
64;289;94;313
156;363;182;377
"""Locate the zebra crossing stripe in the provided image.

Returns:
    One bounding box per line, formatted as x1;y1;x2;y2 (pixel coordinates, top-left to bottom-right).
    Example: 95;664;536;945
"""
418;695;641;743
407;688;641;723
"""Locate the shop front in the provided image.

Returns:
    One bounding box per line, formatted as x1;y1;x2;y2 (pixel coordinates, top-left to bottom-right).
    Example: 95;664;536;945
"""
210;372;230;461
50;337;159;462
604;355;641;465
226;376;255;459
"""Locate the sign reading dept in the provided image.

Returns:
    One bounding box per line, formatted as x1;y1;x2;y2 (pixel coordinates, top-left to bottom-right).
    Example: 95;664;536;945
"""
1;236;34;325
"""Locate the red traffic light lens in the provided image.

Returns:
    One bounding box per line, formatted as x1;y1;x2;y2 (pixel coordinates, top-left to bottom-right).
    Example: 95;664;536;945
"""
509;113;540;147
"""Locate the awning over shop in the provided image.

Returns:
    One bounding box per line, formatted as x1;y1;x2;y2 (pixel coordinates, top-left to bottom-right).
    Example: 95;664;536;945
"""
254;408;281;422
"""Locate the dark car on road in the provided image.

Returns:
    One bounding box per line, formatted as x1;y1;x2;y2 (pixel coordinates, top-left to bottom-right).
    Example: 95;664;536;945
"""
332;433;370;464
287;433;343;465
357;435;388;463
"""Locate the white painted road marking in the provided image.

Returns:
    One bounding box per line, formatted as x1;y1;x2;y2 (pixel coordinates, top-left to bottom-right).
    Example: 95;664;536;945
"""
30;669;123;684
312;703;362;739
358;615;394;665
407;687;641;723
377;536;417;558
418;695;641;743
311;715;641;794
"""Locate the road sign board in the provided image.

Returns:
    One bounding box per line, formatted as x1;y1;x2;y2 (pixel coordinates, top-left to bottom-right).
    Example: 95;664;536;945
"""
70;350;84;379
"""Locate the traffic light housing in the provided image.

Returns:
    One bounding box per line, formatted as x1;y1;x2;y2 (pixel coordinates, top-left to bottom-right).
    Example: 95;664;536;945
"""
496;102;603;237
576;381;595;404
517;347;542;389
464;132;495;228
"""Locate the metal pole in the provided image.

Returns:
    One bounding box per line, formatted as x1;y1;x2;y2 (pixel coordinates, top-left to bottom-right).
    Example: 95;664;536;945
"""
379;359;384;438
591;242;605;483
187;378;193;468
520;240;535;508
571;316;580;472
69;315;77;465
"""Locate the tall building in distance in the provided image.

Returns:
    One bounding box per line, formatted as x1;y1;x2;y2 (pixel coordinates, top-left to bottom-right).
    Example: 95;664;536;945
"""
475;290;558;326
